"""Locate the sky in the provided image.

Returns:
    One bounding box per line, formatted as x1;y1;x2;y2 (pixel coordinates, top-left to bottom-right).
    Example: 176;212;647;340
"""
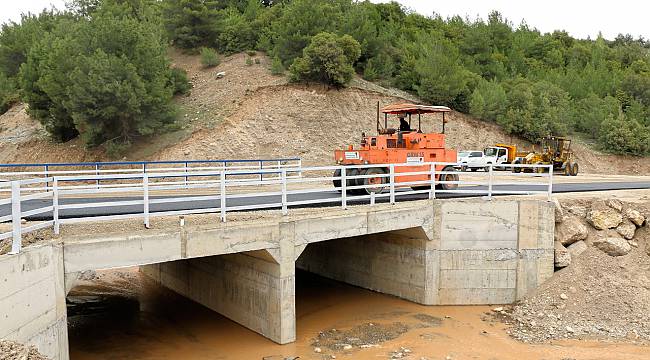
1;0;649;41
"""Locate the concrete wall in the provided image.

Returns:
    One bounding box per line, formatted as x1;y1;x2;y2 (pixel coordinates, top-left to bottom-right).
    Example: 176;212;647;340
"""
141;249;296;344
0;244;69;360
298;199;554;305
297;228;439;304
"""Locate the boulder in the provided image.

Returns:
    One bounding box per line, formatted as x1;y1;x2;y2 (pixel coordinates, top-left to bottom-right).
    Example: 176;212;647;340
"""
616;221;636;240
554;241;571;268
593;237;631;256
587;209;622;230
555;216;588;246
606;199;623;212
553;199;565;223
566;205;587;218
625;208;646;227
567;240;588;258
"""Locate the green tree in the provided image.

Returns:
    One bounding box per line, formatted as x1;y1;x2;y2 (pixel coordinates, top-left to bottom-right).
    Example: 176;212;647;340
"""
289;32;361;87
20;0;180;146
162;0;221;49
470;79;507;121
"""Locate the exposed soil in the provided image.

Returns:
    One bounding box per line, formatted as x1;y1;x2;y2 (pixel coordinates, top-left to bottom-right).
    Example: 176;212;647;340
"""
496;199;650;344
2;50;650;174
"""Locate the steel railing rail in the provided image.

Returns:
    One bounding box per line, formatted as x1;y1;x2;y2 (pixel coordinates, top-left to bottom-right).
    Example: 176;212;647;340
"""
0;162;553;255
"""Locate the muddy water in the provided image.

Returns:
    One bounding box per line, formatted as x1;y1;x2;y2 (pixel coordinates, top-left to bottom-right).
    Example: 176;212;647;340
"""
68;269;648;360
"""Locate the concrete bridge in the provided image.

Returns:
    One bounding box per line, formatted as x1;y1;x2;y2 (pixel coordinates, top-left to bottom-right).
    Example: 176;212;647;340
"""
1;197;553;359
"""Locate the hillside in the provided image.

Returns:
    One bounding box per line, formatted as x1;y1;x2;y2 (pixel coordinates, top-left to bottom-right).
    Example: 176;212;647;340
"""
1;51;649;174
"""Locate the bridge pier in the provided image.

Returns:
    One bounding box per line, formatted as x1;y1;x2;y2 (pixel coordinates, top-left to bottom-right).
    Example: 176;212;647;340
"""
140;247;297;344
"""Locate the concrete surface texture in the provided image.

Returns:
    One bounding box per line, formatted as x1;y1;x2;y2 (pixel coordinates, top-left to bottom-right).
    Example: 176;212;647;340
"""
0;197;554;356
0;244;69;360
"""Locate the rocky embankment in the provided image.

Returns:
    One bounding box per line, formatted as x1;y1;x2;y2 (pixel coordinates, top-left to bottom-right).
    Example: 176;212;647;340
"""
0;340;47;360
497;198;650;343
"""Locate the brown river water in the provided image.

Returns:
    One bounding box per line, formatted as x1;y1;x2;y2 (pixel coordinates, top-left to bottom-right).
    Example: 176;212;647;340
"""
67;269;648;360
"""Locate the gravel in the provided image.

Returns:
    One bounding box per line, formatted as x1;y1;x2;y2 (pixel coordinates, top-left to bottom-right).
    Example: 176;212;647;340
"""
0;340;47;360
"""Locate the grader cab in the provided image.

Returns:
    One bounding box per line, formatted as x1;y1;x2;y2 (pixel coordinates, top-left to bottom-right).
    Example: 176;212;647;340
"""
333;102;459;194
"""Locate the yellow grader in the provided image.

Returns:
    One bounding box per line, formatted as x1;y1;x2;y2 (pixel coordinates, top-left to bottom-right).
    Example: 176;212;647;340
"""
513;136;578;176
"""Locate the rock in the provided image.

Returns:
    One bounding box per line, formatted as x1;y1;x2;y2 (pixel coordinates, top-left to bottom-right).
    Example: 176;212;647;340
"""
616;221;636;240
20;218;27;224
593;237;631;256
492;307;504;312
560;293;568;300
183;149;191;156
567;240;588;258
215;71;226;79
342;344;352;350
606;199;623;212
587;209;622;230
555;216;588;246
553;199;564;223
566;326;575;333
567;205;587;218
314;347;321;353
625;208;646;227
554;241;571;268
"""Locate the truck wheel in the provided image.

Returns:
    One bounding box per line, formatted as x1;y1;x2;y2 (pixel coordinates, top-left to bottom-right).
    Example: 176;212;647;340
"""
534;161;546;174
484;164;492;172
570;162;579;176
512;159;522;173
333;168;341;191
460;165;468;172
346;168;363;195
471;168;478;172
362;168;387;194
438;166;459;191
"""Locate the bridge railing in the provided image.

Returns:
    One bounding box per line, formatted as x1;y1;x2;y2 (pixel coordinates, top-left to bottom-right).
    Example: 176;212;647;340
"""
0;158;302;188
0;162;552;255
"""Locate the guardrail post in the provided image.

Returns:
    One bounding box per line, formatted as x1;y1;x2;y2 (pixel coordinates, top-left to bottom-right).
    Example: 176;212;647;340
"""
95;164;100;189
281;169;288;215
389;164;395;204
547;165;553;200
259;160;263;181
277;160;281;180
53;177;60;235
341;167;347;210
143;174;150;229
370;190;375;205
487;163;494;200
184;161;189;189
9;181;21;254
220;170;226;222
429;163;436;200
44;165;49;192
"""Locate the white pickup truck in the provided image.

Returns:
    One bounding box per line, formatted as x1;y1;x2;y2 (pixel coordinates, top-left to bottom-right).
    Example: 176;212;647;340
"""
457;146;513;172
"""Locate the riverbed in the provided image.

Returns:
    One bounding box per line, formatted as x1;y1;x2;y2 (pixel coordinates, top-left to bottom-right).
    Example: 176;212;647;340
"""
67;268;649;360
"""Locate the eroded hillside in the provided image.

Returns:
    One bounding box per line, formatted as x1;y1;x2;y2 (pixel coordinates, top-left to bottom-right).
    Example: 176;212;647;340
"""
1;51;649;174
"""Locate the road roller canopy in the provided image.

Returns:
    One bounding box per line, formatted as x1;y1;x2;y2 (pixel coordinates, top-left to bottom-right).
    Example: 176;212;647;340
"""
380;103;451;115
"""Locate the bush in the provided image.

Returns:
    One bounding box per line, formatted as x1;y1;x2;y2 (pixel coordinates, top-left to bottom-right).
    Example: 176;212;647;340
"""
245;57;254;66
200;47;220;68
254;57;260;64
289;32;361;87
598;115;649;155
246;50;256;56
105;139;131;159
270;56;284;75
169;67;191;95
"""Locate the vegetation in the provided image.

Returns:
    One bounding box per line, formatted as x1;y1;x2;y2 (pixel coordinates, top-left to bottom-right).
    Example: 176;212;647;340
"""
200;47;220;67
1;0;649;156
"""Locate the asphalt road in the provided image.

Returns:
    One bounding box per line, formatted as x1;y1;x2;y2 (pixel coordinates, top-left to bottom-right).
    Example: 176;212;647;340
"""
2;181;649;221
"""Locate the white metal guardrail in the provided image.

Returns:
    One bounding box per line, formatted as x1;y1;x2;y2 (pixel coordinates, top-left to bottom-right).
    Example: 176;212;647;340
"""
0;162;552;255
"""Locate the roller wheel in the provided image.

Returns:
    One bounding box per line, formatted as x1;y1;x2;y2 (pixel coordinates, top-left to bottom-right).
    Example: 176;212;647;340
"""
362;168;387;194
438;166;459;191
570;162;579;176
333;168;341;191
564;162;572;176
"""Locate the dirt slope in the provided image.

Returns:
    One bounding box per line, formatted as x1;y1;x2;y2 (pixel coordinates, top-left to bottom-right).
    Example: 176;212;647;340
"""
1;51;650;174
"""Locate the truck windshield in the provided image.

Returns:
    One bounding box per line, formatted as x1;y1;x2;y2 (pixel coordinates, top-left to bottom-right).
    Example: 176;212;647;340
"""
469;152;482;157
484;148;498;156
458;151;469;157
